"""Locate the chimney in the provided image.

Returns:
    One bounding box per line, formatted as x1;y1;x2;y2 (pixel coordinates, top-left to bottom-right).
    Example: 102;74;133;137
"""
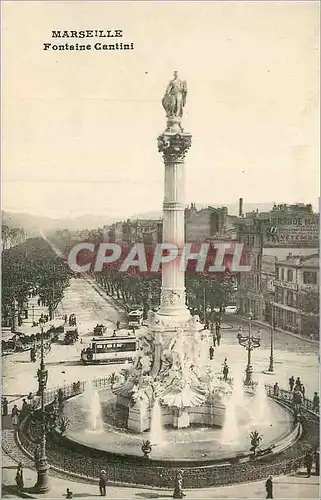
239;198;243;217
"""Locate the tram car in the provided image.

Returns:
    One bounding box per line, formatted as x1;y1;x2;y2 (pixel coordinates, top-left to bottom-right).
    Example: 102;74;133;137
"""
81;333;138;365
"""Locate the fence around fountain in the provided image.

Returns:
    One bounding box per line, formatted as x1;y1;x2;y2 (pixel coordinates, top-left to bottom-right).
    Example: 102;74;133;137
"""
16;379;319;489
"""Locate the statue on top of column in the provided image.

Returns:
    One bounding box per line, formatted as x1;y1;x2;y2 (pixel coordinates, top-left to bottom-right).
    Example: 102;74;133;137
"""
162;71;187;121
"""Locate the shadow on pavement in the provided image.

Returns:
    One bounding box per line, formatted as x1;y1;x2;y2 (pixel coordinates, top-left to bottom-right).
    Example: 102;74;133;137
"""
44;360;81;367
71;494;99;498
2;484;34;498
135;493;173;499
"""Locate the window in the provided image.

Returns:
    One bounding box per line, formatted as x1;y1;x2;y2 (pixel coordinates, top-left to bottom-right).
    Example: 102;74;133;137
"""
303;271;317;285
287;291;294;307
281;268;284;280
287;269;293;282
275;268;279;280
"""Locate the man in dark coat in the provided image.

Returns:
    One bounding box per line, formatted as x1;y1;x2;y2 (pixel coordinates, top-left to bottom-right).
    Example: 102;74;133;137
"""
265;475;273;499
99;470;107;496
305;452;313;477
289;376;295;391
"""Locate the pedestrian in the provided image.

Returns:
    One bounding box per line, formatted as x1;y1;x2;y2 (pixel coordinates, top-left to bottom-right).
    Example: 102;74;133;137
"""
173;469;185;498
295;377;301;391
27;392;33;403
30;346;36;363
99;469;107;496
209;345;214;361
293;407;301;425
301;385;305;398
11;405;19;427
65;488;73;499
15;462;24;492
21;399;29;419
305;452;313;477
223;363;229;382
2;397;8;416
116;320;120;330
216;332;222;346
265;475;273;499
289;376;295;392
273;382;280;397
213;334;217;347
315;449;320;476
312;392;319;412
215;322;220;335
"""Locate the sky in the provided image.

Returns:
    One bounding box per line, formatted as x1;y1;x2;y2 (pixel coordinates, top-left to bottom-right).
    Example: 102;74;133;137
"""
2;1;319;220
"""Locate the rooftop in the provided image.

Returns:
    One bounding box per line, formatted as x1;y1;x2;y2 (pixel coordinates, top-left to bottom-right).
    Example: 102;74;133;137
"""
277;253;319;267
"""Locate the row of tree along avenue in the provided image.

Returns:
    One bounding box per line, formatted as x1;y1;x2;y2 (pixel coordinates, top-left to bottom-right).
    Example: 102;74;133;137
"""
51;231;238;321
94;266;236;321
2;237;72;328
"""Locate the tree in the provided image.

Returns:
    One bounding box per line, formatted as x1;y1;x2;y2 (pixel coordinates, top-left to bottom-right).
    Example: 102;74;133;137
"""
2;237;71;326
299;289;319;338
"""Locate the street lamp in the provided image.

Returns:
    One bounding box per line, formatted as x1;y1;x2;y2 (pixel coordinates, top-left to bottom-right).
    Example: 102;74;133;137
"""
32;304;35;324
11;298;19;333
237;311;261;386
267;305;275;373
34;321;50;493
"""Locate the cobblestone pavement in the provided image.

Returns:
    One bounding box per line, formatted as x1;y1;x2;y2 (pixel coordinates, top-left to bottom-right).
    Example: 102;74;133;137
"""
2;278;319;499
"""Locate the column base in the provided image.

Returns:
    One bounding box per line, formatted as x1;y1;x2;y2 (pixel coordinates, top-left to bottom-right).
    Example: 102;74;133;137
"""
33;469;50;493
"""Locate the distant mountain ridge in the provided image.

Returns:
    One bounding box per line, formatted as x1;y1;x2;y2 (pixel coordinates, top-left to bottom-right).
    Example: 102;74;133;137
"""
2;211;115;235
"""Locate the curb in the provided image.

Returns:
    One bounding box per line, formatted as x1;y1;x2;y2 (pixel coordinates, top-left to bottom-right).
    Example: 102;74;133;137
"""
230;315;319;345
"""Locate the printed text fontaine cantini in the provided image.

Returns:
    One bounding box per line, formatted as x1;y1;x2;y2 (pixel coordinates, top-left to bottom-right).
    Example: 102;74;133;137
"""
43;30;134;51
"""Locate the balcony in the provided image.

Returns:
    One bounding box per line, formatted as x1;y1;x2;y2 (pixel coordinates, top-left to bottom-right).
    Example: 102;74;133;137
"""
273;280;298;291
272;301;299;313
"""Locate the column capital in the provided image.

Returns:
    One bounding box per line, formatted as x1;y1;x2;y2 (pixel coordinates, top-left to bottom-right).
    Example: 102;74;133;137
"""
157;132;192;163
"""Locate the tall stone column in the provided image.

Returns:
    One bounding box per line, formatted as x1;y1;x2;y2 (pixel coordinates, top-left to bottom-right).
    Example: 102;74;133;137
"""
157;132;192;318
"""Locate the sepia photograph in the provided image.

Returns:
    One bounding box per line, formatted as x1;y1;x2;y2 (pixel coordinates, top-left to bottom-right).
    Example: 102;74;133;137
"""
1;1;319;499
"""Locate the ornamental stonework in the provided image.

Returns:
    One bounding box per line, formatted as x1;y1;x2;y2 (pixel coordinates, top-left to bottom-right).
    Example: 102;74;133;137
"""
157;133;192;163
161;290;184;307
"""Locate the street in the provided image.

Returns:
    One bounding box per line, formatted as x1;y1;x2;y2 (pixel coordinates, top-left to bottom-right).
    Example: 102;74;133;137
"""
2;278;126;400
3;278;319;400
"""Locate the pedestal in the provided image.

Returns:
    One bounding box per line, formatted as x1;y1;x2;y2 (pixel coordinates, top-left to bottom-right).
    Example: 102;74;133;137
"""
33;458;50;493
176;408;190;429
244;364;253;386
128;403;150;433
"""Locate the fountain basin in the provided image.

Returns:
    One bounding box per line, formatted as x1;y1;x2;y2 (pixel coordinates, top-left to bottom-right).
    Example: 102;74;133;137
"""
63;388;295;463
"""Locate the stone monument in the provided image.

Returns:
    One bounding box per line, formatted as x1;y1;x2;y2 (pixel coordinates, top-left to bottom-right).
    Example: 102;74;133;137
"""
113;73;229;432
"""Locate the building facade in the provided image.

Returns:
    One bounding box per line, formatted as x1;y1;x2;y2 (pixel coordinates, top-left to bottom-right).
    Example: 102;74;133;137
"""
106;219;162;244
184;204;229;243
265;203;319;247
273;253;319;338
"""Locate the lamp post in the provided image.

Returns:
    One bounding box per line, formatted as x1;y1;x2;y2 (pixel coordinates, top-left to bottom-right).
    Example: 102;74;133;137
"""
237;311;261;386
267;305;275;373
11;298;19;333
32;304;35;324
34;321;49;493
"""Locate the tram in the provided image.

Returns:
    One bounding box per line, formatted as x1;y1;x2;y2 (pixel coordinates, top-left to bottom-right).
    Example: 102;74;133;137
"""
80;333;138;365
128;309;143;329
